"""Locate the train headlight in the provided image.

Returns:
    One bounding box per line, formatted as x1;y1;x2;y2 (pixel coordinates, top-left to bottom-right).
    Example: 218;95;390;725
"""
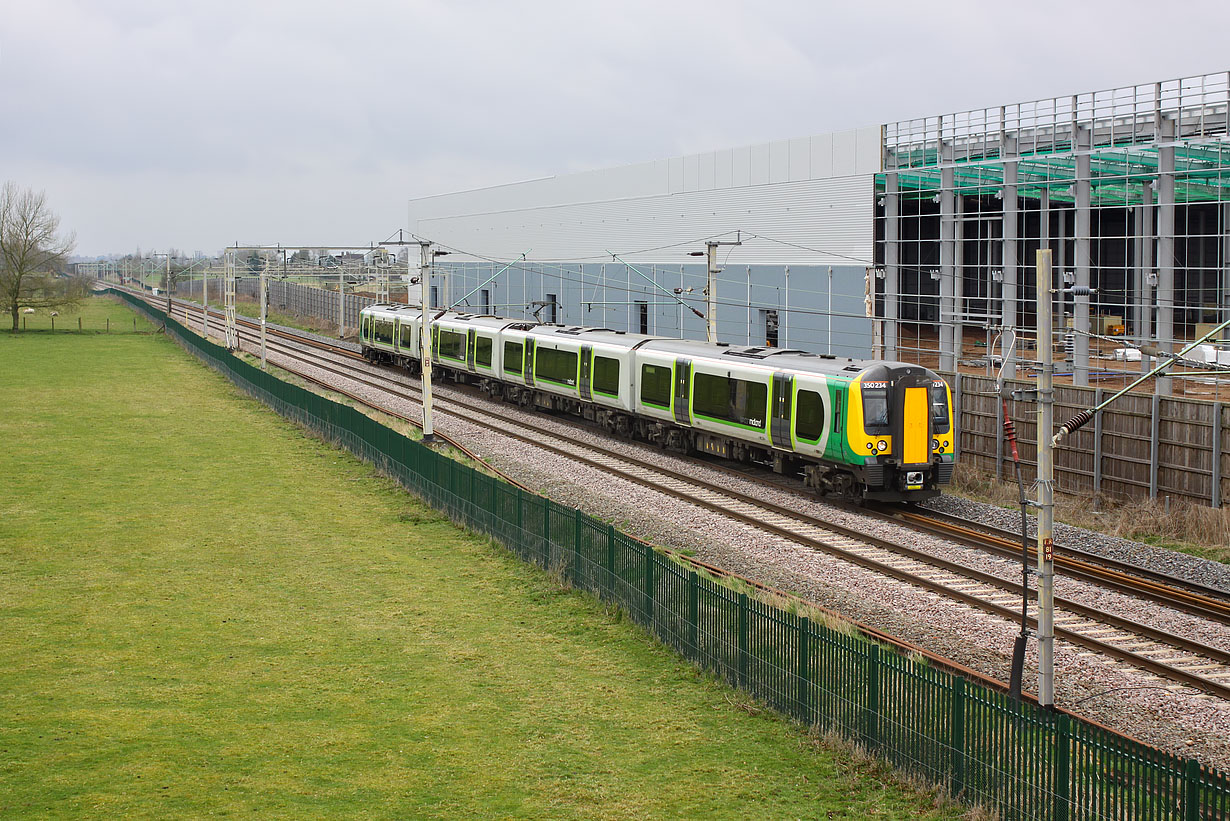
866;443;874;450
876;440;887;452
943;440;949;448
933;438;940;450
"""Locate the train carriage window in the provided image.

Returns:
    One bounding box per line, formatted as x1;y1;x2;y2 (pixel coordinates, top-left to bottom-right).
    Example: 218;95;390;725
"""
400;322;415;348
437;329;465;361
504;341;523;374
795;389;825;442
535;346;577;386
475;336;493;368
593;355;619;396
693;373;767;429
374;320;394;345
361;316;368;341
930;383;951;434
862;385;890;431
640;363;671;408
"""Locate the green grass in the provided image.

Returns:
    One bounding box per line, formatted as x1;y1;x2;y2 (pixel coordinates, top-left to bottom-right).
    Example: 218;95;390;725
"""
6;295;156;334
0;298;961;819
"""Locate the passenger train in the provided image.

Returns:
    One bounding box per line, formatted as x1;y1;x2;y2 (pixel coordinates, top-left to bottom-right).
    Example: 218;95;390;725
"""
359;304;955;501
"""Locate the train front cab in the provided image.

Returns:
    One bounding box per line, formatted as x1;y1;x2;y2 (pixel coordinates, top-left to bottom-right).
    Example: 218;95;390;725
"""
848;364;954;501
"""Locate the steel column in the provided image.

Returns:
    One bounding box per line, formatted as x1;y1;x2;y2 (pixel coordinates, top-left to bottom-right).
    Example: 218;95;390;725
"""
1156;116;1176;395
1222;202;1230;335
1073;129;1092;387
1002;160;1019;376
884;173;900;360
1135;183;1154;375
939;161;956;372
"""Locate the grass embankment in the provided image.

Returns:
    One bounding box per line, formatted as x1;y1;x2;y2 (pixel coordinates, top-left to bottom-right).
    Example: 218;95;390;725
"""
0;298;959;819
202;295;350;339
952;465;1230;565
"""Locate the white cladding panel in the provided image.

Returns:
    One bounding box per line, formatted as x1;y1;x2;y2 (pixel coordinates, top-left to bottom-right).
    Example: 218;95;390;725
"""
408;124;882;266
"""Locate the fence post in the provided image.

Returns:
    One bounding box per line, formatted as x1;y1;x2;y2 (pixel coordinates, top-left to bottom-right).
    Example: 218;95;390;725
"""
863;645;880;748
606;523;616;599
952;377;963;460
542;499;552;569
1149;392;1161;499
573;507;583;585
1182;757;1202;821
643;545;654;625
949;675;966;798
995;395;1004;480
515;492;523;552
1213;402;1223;509
688;571;699;659
1053;712;1071;821
796;616;811;724
737;591;749;689
1092;387;1103;499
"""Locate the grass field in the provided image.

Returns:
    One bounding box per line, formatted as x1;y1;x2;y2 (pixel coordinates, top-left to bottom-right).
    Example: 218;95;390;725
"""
0;297;961;819
7;294;156;334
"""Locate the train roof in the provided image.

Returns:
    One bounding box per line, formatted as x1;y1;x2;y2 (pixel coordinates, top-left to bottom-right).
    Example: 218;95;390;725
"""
525;323;657;348
361;303;936;380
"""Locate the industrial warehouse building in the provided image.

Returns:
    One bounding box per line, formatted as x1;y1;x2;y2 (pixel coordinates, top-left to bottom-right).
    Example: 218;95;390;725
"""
410;71;1230;397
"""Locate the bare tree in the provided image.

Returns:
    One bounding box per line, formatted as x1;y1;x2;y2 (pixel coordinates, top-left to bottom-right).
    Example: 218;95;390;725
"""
0;181;80;331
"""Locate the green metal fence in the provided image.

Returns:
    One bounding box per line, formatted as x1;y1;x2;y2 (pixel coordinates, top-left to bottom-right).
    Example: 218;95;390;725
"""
113;289;1230;821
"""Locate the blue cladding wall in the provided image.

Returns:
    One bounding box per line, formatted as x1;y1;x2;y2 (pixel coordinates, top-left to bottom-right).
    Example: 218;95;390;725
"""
426;262;873;359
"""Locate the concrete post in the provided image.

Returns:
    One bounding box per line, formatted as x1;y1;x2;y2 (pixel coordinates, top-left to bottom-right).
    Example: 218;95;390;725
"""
1036;248;1056;710
419;242;435;443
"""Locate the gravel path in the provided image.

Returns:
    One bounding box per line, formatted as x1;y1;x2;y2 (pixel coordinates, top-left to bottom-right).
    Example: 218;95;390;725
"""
182;309;1230;770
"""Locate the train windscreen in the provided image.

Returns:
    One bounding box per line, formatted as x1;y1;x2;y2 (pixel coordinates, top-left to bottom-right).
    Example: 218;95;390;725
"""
862;382;890;432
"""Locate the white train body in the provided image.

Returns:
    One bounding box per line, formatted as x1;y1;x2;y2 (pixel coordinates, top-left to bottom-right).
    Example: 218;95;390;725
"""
359;303;954;501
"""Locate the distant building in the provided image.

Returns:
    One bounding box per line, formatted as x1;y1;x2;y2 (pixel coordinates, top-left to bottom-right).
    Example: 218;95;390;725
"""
408;70;1230;394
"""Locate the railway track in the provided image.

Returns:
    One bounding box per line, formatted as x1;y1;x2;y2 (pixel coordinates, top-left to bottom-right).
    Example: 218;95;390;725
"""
152;295;1230;702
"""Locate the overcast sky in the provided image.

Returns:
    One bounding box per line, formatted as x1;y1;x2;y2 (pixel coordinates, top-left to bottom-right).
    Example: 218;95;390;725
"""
3;0;1228;257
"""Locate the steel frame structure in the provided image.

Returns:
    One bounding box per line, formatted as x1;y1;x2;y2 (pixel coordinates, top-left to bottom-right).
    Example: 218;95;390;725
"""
876;71;1230;397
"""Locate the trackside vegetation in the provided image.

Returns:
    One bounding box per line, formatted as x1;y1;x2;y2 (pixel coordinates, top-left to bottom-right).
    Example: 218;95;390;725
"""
0;297;962;818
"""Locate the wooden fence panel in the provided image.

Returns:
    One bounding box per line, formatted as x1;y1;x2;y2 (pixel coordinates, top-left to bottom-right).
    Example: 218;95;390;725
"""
950;373;1227;508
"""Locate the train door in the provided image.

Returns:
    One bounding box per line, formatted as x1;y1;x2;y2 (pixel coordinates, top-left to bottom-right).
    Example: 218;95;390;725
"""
673;359;691;425
770;372;793;450
578;344;593;401
888;369;933;467
901;387;929;464
524;337;536;387
466;328;477;372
